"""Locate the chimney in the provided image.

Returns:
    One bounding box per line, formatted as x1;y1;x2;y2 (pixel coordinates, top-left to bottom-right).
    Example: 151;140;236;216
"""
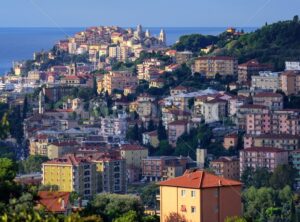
218;180;222;186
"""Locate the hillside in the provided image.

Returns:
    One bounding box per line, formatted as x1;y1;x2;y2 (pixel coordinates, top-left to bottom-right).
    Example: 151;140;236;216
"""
215;15;300;70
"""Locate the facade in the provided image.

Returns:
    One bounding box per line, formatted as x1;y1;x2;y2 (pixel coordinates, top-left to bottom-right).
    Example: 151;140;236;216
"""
237;104;268;130
120;144;149;182
290;149;300;186
100;111;127;144
238;59;271;83
47;141;79;159
285;61;300;71
194;56;238;78
202;98;227;123
210;156;240;180
42;154;98;199
239;147;289;174
244;134;300;151
159;170;242;222
100;71;138;94
252;92;283;110
251;71;281;91
94;157;127;193
168;120;190;147
280;70;300;95
246;110;300;135
142;156;190;181
223;133;238;149
175;51;193;64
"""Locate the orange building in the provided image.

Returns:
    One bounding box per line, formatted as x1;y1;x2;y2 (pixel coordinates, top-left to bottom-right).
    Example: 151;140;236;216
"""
159;170;242;222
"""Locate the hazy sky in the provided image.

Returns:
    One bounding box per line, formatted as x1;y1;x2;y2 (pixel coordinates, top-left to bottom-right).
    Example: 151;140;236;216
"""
1;0;299;27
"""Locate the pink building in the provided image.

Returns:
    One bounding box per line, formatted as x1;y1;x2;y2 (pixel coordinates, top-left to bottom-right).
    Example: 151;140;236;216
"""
168;120;190;147
246;110;300;135
239;147;288;175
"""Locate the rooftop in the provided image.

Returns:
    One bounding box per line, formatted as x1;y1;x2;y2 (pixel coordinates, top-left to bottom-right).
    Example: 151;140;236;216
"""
159;170;242;189
37;191;70;213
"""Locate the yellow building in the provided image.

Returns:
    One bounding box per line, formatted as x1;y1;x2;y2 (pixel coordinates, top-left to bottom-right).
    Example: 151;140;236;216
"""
159;170;242;222
194;56;238;78
42;154;97;199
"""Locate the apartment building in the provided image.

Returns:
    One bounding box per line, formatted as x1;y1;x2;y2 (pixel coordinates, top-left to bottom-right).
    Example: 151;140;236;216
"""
120;144;148;182
239;147;289;174
237;104;269;130
246;110;300;135
159;170;242;222
201;98;227;123
252;92;283;110
93;157;127;194
280;70;300;95
175;51;193;64
42;154;98;199
47;141;80;159
251;71;281;91
238;59;272;83
100;111;127;144
289;149;300;186
194;56;238;78
108;45;129;62
100;71;138;94
142;130;159;148
142;156;190;181
244;134;300;151
285;61;300;71
210;156;240;180
168;120;190;147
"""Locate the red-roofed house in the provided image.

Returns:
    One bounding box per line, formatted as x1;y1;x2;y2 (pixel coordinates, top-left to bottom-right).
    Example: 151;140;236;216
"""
159;170;242;222
36;191;72;215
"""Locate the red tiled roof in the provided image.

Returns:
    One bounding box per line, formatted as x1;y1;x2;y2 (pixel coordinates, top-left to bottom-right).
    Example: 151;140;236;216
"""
43;154;92;165
50;141;79;146
120;144;147;151
211;156;238;163
159;170;242;188
37;191;70;213
225;133;238;138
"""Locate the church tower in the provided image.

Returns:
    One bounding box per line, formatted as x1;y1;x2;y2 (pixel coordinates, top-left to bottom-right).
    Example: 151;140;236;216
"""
145;29;151;38
38;90;44;114
159;29;166;46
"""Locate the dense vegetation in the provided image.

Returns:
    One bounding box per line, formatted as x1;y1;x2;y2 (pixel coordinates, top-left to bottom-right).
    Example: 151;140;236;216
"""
173;34;219;53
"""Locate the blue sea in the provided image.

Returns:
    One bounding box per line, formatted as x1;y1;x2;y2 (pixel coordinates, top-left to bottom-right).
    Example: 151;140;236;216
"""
0;27;257;75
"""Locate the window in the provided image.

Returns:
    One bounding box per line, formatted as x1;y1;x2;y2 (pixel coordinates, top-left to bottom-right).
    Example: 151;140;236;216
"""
181;190;186;197
191;206;196;214
191;190;196;198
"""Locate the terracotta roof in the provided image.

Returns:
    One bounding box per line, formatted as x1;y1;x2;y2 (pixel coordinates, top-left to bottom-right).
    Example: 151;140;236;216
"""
242;147;286;153
172;85;187;91
159;170;242;188
50;141;79;146
225;133;238;138
43;154;92;165
144;130;158;136
37;191;70;213
205;98;227;104
120;144;147;151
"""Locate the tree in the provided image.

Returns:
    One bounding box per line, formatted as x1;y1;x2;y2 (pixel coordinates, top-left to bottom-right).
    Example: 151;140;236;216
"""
157;120;167;140
0;158;17;182
22;96;28;119
225;216;247;222
93;76;98;96
113;210;139;222
85;193;144;222
0;112;9;140
165;212;187;222
18;155;49;174
140;183;159;209
155;140;173;156
270;164;297;189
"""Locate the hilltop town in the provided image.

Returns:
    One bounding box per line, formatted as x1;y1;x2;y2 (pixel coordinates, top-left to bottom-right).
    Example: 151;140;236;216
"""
1;17;300;221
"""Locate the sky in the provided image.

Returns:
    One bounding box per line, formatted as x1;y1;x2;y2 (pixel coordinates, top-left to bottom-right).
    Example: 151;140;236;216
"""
0;0;299;27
